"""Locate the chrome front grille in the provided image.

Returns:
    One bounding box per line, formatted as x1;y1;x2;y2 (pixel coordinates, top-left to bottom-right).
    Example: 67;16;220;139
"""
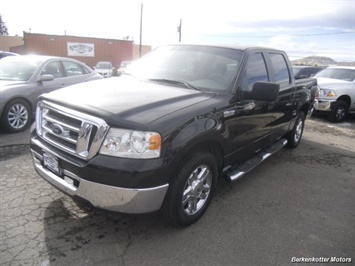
36;100;110;160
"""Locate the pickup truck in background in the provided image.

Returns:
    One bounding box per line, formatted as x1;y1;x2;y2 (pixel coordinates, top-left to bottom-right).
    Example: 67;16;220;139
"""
314;66;355;122
30;44;317;227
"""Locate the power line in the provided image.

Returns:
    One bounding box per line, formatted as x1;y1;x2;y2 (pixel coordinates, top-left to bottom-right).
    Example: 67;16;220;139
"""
195;31;355;38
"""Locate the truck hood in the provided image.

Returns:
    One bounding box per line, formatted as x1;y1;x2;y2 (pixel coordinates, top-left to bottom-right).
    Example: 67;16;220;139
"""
316;77;352;89
43;77;216;126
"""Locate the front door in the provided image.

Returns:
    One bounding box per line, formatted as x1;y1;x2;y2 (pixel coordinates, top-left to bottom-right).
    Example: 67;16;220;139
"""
222;51;275;165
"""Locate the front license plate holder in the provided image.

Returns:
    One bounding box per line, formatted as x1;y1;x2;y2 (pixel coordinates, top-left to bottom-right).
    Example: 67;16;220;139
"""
43;152;61;175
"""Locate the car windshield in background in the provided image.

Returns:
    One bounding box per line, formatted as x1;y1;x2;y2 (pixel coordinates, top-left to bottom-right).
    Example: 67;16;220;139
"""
315;68;355;82
0;57;42;81
96;62;111;69
124;45;243;92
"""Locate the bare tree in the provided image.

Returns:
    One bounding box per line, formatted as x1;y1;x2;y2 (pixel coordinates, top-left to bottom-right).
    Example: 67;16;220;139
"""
0;15;9;36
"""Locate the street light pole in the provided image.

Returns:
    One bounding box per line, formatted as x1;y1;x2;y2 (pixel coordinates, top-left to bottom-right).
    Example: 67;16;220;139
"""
178;19;182;42
139;3;143;57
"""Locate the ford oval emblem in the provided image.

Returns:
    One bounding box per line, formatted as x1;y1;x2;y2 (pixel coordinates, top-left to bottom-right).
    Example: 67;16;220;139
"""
50;123;63;135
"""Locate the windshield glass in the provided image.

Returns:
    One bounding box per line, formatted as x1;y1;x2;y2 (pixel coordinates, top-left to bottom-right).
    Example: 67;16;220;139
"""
96;62;111;69
0;57;42;81
315;68;355;81
124;45;243;92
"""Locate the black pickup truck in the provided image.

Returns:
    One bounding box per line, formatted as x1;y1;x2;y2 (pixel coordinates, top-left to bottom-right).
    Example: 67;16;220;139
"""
30;44;318;227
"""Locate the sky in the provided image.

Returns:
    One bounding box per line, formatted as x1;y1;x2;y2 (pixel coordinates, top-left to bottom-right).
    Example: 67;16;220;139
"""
1;0;354;61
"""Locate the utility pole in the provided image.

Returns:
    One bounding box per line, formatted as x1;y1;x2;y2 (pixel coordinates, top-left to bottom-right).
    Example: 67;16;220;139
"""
139;3;143;58
177;19;182;42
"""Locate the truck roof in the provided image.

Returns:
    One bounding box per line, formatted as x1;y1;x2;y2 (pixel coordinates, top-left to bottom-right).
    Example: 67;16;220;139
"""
164;43;285;53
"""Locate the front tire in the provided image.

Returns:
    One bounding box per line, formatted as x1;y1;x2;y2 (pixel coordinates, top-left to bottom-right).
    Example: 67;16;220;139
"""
162;152;218;227
329;100;348;123
1;100;31;133
286;112;305;149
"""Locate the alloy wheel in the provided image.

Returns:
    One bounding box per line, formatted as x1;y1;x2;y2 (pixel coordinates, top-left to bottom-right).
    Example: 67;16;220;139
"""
7;103;29;129
182;164;212;215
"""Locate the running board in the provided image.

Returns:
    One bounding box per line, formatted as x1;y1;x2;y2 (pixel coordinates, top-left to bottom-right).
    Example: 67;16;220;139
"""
226;138;288;182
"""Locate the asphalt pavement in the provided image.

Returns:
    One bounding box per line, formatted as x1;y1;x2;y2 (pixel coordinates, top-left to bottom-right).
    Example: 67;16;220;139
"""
0;121;354;266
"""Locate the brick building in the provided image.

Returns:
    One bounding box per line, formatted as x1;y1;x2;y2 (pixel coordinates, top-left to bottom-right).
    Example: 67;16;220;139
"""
1;32;151;68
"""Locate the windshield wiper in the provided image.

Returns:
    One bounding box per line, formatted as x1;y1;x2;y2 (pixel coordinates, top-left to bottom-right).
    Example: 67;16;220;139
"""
147;78;200;91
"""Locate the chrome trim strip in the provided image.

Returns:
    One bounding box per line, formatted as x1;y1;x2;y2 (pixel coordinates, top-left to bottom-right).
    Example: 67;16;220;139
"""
42;124;78;144
31;149;43;160
43;114;80;132
88;124;110;159
77;122;93;157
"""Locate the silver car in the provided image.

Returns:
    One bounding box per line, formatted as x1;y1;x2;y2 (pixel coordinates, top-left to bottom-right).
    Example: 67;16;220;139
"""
0;55;103;133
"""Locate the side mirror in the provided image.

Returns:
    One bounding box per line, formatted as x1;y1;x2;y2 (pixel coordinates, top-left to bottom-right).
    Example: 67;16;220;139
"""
250;82;280;101
38;74;54;82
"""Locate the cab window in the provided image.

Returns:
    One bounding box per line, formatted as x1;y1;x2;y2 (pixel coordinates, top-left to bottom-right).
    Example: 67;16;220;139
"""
269;53;290;85
241;52;269;91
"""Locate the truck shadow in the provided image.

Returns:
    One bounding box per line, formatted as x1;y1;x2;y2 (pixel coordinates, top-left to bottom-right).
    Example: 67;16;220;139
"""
42;198;176;265
0;144;30;162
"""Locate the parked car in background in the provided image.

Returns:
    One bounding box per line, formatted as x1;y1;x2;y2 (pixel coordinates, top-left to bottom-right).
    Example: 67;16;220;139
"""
314;66;355;122
292;65;324;79
117;60;132;76
0;51;20;59
0;55;103;133
94;61;115;77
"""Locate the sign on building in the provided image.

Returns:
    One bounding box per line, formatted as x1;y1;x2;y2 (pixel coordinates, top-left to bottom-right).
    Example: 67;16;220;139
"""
67;42;95;57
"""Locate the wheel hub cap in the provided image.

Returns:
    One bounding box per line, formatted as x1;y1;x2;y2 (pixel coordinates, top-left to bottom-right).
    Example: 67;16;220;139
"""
8;104;28;129
182;165;212;215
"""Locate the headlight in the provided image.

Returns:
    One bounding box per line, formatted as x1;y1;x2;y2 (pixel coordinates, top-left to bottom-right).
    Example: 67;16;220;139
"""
36;102;49;136
100;128;161;159
319;88;337;98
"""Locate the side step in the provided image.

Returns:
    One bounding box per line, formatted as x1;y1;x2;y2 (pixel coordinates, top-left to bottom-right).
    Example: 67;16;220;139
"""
225;138;288;182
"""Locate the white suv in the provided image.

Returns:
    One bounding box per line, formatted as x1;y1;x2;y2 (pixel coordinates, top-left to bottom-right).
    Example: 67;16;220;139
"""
314;66;355;122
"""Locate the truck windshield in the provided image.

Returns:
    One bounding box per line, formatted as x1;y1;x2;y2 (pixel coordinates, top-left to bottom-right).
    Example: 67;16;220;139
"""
124;45;243;92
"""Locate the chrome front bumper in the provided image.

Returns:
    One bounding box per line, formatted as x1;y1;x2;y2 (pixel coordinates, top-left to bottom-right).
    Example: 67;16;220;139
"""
314;99;336;112
31;149;169;214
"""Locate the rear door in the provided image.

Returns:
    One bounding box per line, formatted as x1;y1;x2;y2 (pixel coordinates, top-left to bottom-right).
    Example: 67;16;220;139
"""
61;60;93;85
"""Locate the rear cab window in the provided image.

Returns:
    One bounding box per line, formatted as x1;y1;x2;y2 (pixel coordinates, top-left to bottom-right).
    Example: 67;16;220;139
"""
268;53;291;86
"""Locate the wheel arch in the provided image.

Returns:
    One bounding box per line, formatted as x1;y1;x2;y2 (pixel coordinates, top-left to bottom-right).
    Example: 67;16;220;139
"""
168;138;225;182
337;95;351;108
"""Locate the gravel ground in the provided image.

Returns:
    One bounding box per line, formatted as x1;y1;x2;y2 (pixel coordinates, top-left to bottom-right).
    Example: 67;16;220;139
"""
304;114;355;153
0;113;354;266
